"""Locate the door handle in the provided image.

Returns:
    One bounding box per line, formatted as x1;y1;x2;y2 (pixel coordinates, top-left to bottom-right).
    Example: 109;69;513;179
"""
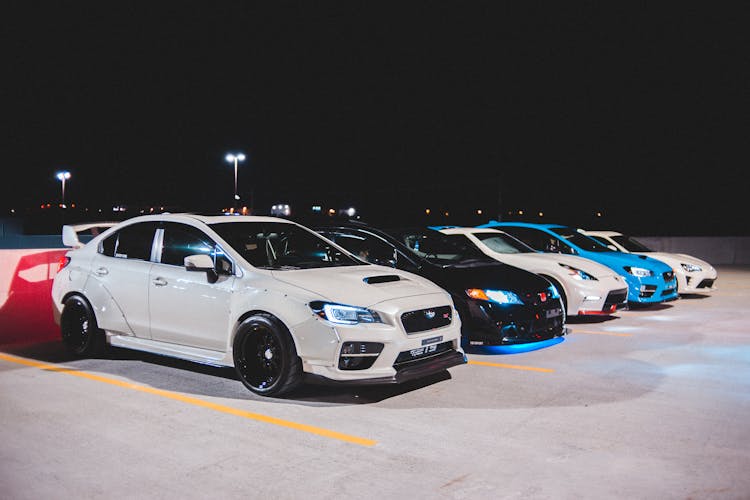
152;277;168;287
94;267;108;276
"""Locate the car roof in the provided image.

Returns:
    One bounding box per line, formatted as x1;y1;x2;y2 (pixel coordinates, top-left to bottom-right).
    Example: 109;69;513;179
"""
479;221;566;230
583;230;623;237
115;213;297;226
438;227;504;235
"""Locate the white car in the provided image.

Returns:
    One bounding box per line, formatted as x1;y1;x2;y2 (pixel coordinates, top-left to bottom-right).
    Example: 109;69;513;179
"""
51;213;466;397
582;230;718;295
438;227;629;316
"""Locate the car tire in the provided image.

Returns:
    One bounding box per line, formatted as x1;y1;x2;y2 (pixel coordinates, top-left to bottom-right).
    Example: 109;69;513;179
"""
232;313;302;397
543;276;568;315
60;295;106;357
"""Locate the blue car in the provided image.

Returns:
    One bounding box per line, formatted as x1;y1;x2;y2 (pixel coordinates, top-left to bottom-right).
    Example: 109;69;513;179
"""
477;221;678;306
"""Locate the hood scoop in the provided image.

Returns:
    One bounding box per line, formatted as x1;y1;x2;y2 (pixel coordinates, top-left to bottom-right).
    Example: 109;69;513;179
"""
363;275;402;284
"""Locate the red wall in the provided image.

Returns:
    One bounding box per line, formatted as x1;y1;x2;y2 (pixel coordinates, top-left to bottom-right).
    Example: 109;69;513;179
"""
0;249;67;346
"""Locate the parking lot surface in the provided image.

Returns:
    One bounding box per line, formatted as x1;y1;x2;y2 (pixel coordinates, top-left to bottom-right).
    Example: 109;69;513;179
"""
2;266;749;500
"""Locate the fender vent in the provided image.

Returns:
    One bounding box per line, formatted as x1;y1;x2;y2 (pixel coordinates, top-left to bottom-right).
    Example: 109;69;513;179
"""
363;275;401;284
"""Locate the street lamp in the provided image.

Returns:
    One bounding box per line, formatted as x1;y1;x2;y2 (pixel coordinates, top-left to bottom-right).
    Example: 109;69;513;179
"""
225;153;246;209
56;171;71;208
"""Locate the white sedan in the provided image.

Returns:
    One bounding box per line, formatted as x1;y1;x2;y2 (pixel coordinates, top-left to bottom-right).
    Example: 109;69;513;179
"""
52;213;466;397
582;230;718;295
438;227;629;316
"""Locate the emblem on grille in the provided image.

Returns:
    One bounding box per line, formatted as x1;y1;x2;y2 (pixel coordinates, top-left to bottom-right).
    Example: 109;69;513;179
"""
424;310;436;319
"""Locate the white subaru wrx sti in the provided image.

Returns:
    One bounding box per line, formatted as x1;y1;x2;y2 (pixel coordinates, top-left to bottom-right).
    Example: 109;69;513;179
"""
51;214;465;397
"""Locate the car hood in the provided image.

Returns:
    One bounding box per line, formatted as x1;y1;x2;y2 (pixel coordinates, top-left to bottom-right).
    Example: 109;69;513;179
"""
636;252;714;271
421;261;553;295
269;265;447;307
583;250;673;274
488;251;620;279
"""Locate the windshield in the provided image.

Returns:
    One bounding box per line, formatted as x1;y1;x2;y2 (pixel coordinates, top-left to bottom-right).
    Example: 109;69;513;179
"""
549;226;612;252
386;227;494;265
210;221;361;269
612;234;653;252
473;232;536;254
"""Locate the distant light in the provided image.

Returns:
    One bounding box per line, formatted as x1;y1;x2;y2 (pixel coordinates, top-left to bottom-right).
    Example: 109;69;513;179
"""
444;211;449;217
476;209;482;215
234;194;240;200
226;152;246;163
328;208;335;215
425;208;431;215
596;211;602;217
346;207;356;217
312;205;322;212
271;204;291;216
518;210;524;215
538;211;543;217
56;171;71;181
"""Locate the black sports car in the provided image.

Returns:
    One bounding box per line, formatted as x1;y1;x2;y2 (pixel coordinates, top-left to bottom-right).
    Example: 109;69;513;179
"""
312;220;568;346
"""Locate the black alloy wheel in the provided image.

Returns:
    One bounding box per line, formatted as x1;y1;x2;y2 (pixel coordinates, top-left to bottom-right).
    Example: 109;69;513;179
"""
60;295;106;357
233;314;302;397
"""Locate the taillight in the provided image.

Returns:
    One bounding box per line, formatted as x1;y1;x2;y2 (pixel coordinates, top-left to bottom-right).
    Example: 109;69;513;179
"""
57;256;71;273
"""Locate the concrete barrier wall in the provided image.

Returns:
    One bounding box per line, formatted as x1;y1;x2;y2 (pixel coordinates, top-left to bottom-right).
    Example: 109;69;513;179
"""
634;237;750;265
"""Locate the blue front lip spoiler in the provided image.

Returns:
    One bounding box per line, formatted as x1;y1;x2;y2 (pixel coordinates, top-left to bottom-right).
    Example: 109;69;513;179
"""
463;336;565;354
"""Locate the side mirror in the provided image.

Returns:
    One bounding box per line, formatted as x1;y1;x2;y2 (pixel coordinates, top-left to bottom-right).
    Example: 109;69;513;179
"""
185;254;219;283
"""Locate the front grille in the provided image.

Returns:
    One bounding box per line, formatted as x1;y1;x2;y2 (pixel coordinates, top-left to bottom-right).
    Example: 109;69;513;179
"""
394;341;452;366
401;305;452;334
697;279;715;289
663;271;675;282
604;289;628;309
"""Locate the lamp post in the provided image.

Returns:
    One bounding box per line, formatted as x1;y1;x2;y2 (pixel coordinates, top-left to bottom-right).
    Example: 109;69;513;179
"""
56;171;71;208
225;153;246;210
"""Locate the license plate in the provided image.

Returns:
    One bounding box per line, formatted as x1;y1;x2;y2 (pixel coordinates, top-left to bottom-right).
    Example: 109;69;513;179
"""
409;344;438;358
421;335;443;346
546;308;562;318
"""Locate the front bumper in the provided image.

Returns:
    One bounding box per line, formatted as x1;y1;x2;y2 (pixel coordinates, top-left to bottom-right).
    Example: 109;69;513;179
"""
304;349;467;386
295;296;465;383
677;268;718;294
460;298;567;346
623;274;678;303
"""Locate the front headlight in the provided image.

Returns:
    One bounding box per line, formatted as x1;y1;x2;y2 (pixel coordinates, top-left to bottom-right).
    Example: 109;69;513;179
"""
681;263;702;272
624;266;653;277
309;301;382;325
558;263;597;280
466;288;524;305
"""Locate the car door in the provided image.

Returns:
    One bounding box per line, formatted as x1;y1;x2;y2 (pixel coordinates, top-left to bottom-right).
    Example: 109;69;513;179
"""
86;222;158;338
148;222;235;352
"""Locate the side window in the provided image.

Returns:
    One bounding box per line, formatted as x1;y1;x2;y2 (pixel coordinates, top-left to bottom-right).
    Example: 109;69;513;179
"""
100;222;158;261
100;233;117;257
160;222;233;273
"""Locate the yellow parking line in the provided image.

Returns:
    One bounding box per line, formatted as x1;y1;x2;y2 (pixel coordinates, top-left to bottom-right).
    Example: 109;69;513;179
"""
467;359;554;373
571;330;633;337
0;352;376;447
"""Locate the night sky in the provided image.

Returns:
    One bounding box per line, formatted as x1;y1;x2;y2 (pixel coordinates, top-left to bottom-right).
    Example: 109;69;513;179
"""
2;3;747;235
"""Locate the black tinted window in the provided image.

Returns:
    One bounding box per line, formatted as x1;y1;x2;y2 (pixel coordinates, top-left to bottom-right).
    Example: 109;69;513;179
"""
107;222;158;261
160;222;232;273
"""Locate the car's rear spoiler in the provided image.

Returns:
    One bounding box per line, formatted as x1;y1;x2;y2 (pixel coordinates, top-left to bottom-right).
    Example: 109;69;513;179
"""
62;222;118;248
